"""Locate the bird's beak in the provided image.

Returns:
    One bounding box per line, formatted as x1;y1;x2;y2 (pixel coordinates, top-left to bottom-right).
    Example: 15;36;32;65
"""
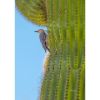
34;30;38;32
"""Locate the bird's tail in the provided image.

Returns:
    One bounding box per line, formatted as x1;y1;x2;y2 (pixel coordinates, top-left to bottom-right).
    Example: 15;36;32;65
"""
46;46;50;53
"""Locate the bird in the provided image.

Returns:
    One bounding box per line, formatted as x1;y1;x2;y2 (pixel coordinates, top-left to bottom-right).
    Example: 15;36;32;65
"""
35;29;50;52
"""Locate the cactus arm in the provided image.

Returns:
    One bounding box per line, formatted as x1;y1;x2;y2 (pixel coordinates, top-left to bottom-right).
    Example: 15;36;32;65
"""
16;0;47;26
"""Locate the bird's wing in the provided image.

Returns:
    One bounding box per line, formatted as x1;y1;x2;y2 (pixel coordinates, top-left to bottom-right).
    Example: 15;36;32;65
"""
39;33;47;52
39;32;46;43
44;34;50;52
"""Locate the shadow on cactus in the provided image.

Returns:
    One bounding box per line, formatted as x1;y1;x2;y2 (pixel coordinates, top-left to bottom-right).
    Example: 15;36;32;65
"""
16;0;85;100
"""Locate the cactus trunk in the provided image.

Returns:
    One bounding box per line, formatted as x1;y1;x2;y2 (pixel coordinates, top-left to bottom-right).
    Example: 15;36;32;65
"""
40;0;85;100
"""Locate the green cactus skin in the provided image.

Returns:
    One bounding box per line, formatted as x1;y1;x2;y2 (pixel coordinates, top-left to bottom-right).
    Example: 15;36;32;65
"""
16;0;85;100
40;0;85;99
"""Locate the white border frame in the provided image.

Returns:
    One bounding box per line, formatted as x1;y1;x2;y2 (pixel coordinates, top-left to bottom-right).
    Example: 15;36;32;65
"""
0;0;100;100
86;0;100;100
0;0;15;100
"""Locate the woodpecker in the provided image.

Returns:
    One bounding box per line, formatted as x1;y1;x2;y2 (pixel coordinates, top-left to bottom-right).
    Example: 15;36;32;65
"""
35;29;50;52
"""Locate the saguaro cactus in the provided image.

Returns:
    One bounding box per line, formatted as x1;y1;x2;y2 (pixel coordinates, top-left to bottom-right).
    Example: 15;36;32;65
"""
16;0;85;100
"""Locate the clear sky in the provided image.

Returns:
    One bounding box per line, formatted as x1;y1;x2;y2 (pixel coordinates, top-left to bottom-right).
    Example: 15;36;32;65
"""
15;9;47;100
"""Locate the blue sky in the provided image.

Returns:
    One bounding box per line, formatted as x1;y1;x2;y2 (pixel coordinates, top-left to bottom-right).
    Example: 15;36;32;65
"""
15;9;47;100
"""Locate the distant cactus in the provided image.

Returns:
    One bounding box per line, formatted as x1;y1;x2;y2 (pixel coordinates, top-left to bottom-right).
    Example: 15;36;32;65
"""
16;0;85;100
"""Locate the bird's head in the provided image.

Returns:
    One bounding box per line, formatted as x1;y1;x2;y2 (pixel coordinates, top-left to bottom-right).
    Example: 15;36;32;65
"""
35;29;45;34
